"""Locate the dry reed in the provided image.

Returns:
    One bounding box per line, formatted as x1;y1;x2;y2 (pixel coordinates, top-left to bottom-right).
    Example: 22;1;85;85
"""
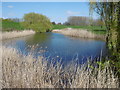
1;46;119;88
1;30;35;40
52;28;106;40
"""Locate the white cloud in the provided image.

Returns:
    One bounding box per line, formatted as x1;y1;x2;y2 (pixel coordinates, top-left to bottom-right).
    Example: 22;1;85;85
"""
2;17;8;19
66;10;80;16
7;5;14;8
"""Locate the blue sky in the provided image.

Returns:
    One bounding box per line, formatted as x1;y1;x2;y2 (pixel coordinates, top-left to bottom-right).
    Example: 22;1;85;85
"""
2;2;99;23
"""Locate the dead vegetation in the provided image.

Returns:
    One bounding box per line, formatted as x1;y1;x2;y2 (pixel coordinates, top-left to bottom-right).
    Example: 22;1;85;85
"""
52;28;106;40
1;30;35;40
1;46;119;88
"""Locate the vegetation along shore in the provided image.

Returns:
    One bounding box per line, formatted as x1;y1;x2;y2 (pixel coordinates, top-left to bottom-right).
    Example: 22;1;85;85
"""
1;30;35;40
1;46;119;88
52;28;106;40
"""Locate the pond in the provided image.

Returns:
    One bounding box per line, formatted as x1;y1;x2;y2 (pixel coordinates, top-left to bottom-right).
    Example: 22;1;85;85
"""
3;32;107;65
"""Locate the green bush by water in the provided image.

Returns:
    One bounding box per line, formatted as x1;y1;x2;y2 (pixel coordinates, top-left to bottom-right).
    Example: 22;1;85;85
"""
22;13;52;33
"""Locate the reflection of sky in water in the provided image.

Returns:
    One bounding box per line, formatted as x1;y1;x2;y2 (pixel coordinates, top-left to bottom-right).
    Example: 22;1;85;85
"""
3;32;107;65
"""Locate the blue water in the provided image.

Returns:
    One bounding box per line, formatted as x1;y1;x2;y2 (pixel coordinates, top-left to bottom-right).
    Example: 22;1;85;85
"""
3;32;107;65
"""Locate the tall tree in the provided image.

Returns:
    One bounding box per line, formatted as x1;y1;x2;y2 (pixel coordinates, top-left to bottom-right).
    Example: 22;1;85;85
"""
67;16;90;26
89;1;120;60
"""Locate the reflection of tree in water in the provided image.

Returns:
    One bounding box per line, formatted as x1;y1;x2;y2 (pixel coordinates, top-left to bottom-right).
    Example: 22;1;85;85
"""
25;33;53;56
26;33;52;45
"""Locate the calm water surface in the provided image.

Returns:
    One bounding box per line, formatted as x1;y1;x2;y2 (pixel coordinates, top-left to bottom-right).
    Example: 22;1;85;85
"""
3;32;107;65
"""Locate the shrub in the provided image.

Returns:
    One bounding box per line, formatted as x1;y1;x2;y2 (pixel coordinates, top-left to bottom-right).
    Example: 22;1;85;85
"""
22;12;52;33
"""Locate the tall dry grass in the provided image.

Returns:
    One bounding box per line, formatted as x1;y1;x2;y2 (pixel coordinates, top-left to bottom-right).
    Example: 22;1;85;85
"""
0;46;2;89
1;30;35;40
1;46;119;88
52;28;106;40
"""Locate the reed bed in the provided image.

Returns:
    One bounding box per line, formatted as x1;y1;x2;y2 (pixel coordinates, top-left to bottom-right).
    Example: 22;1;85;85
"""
1;46;119;88
52;28;106;40
0;46;2;89
1;30;35;40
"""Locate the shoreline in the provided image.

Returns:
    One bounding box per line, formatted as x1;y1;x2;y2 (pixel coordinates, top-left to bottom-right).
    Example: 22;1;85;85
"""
1;30;35;41
52;28;106;40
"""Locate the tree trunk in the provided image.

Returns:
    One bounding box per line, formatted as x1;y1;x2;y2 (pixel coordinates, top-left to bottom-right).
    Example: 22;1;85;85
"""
106;2;120;61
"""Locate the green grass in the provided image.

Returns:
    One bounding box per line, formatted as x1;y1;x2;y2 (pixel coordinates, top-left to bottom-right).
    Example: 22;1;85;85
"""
52;25;107;34
2;20;25;32
2;20;107;35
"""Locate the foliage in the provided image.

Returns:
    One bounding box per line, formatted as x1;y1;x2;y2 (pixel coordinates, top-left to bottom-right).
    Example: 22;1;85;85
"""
96;60;120;75
22;12;53;33
68;16;90;26
52;22;56;25
2;19;24;32
63;22;70;26
97;61;110;70
66;16;104;26
89;1;120;79
89;1;120;59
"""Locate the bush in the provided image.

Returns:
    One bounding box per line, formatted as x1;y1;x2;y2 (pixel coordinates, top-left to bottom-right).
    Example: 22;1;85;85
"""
22;12;52;33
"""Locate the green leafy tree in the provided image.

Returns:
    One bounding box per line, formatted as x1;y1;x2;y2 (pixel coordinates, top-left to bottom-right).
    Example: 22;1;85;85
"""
22;12;52;33
89;1;120;60
89;1;120;79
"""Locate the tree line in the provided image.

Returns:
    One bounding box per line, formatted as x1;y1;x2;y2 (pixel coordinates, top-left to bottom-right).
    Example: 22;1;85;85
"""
63;16;104;27
51;16;104;27
2;13;105;33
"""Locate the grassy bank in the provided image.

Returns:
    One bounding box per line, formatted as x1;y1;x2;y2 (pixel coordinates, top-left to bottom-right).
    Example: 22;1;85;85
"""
52;25;106;34
1;30;35;40
1;46;119;88
2;20;25;32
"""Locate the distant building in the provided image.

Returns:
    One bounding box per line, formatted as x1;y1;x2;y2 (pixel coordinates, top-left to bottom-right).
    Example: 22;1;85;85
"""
57;23;62;25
